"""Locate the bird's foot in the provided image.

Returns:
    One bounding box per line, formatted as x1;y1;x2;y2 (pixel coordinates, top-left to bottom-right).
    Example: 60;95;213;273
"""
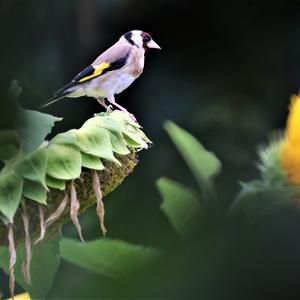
106;105;114;113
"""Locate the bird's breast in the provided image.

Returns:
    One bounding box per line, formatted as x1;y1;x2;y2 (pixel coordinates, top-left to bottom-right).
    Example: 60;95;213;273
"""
84;71;136;98
127;49;145;77
114;72;137;94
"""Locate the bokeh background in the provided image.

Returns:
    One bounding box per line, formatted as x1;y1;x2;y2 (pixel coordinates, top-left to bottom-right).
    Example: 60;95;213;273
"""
2;0;300;299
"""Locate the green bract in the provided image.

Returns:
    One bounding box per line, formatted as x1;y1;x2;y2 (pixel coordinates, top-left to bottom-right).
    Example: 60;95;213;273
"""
0;111;150;224
258;140;288;187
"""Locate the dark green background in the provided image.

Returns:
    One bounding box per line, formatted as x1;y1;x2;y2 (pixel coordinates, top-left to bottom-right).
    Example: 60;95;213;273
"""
2;1;300;299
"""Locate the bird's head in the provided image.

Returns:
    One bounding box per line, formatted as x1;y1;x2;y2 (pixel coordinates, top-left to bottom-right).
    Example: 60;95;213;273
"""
121;30;161;51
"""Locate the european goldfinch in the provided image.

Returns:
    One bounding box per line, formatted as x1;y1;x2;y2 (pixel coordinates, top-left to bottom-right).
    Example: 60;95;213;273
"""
43;30;161;118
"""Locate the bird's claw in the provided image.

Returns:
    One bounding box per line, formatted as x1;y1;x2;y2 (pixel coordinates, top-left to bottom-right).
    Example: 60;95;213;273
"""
106;105;114;113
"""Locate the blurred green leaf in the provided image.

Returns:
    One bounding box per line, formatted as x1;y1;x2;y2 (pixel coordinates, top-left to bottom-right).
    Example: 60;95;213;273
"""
46;144;82;180
164;121;221;206
9;80;22;100
229;180;297;221
23;179;47;204
0;172;23;222
60;238;161;280
0;144;19;163
0;130;20;162
164;121;222;186
15;147;47;188
17;108;62;154
0;233;61;299
157;177;203;238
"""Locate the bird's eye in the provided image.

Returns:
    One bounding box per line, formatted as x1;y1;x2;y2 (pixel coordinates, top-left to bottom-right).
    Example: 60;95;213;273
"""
142;34;151;43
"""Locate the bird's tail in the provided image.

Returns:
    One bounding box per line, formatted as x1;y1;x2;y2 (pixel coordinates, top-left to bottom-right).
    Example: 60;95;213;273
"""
40;83;75;109
40;92;69;108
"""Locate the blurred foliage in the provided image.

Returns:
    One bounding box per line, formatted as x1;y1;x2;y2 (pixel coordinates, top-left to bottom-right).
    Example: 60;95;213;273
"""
60;238;161;280
157;177;203;239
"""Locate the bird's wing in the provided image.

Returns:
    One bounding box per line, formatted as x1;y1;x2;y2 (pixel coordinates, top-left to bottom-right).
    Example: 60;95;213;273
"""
71;63;111;83
71;43;132;84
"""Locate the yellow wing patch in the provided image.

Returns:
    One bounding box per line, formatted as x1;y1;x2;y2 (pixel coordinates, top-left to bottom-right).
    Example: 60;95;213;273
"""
78;62;110;83
8;292;31;300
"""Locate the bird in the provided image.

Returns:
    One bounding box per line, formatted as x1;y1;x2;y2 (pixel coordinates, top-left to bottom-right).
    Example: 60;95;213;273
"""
42;30;161;119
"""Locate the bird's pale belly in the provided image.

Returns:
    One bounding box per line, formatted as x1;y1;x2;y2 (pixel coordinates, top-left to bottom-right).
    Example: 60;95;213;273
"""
84;72;137;98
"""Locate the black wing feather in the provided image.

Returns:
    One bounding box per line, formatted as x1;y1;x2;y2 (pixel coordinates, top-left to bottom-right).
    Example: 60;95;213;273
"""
72;65;96;82
51;65;96;98
102;52;130;74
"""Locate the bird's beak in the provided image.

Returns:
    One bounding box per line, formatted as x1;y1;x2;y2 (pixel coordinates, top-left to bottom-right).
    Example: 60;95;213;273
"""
147;39;161;49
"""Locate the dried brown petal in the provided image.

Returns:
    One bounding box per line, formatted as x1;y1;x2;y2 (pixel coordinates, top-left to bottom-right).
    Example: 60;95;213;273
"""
8;224;16;300
92;170;107;237
70;181;84;242
21;204;32;285
35;194;69;244
35;205;46;244
44;193;69;228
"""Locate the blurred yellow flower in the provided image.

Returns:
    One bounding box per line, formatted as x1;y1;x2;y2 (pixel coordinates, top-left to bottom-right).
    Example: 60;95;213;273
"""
281;95;300;186
7;292;31;300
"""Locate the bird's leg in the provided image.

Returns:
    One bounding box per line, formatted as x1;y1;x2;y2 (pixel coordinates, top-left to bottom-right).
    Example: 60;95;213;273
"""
106;95;137;122
96;98;113;112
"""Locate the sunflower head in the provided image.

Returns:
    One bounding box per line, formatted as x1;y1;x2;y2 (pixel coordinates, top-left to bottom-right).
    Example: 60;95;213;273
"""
280;95;300;186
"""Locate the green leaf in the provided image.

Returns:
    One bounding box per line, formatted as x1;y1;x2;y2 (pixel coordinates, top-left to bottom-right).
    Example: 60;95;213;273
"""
75;127;121;166
23;179;47;204
60;238;161;280
82;115;123;133
123;134;145;148
46;175;66;191
0;130;20;162
109;131;130;155
0;172;23;222
109;111;141;130
50;129;78;146
101;111;151;148
164;121;222;188
0;144;19;163
81;152;105;170
229;181;297;221
0;233;61;299
121;125;149;149
0;213;10;225
157;177;203;238
15;147;47;188
46;144;82;180
9;80;23;100
17;108;62;154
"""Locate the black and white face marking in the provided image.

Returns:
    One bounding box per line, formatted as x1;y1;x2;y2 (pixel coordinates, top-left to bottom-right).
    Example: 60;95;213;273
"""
123;31;134;46
122;30;161;50
129;30;144;48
